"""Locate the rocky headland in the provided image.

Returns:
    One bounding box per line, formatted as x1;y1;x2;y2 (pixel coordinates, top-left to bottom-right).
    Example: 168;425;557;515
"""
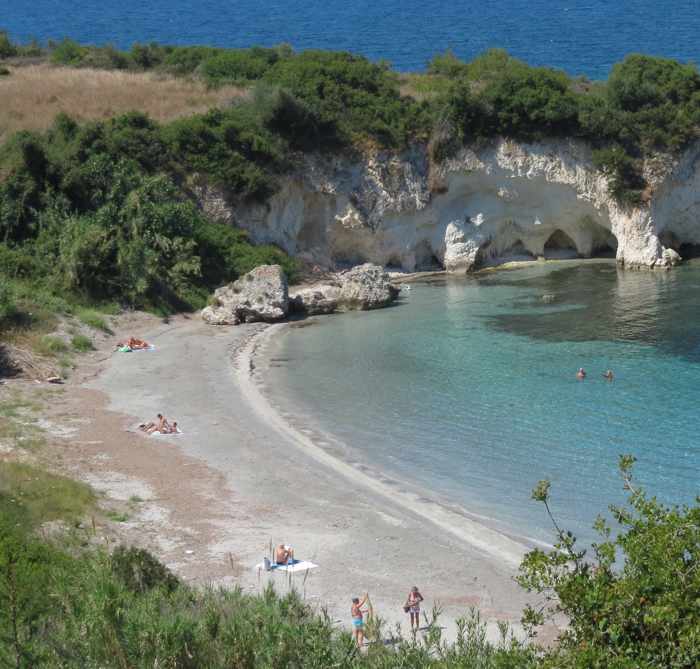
196;137;700;275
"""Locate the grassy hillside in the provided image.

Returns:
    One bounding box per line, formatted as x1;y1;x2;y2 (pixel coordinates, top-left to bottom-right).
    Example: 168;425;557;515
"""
0;64;248;144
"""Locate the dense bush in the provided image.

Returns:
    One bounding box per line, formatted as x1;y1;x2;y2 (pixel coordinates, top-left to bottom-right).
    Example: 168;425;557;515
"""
199;46;281;85
0;110;298;311
519;456;700;668
263;50;430;146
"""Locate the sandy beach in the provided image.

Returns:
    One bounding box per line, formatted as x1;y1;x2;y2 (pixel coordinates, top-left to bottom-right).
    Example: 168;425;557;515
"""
52;314;556;642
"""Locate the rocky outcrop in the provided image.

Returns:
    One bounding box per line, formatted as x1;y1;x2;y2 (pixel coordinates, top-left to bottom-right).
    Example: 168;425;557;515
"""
202;263;399;324
196;138;700;273
290;264;399;315
202;265;288;325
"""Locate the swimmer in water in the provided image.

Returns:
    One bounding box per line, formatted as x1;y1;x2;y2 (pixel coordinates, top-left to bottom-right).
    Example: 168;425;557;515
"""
603;370;614;381
576;368;586;380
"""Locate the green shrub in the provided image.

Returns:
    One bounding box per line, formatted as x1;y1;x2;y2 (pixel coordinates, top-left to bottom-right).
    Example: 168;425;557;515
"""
199;47;280;85
70;334;93;351
428;49;469;78
50;38;87;66
0;31;17;59
0;66;9;76
110;545;180;594
520;456;700;667
263;49;424;147
76;309;111;333
37;335;69;355
592;146;646;205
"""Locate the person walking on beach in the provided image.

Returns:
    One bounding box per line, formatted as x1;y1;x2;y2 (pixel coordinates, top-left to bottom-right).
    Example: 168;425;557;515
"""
405;586;424;632
351;594;369;648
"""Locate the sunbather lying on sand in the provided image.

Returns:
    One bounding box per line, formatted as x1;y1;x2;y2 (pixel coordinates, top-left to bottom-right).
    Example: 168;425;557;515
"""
139;413;168;434
116;337;151;350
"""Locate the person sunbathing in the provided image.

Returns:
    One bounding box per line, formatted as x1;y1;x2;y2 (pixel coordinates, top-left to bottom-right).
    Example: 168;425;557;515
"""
275;544;294;565
116;337;150;350
167;421;179;434
141;413;168;434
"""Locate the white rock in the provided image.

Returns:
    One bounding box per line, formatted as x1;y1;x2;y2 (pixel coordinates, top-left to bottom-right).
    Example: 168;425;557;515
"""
655;247;682;268
202;265;289;325
290;264;398;314
196;138;700;272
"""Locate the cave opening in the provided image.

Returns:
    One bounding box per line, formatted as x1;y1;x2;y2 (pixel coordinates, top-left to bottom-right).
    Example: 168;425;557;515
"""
679;243;700;259
590;233;618;257
586;220;618;258
507;239;535;259
414;240;443;271
385;255;404;270
543;229;579;259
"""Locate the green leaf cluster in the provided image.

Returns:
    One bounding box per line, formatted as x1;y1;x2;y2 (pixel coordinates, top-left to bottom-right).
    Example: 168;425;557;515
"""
519;456;700;668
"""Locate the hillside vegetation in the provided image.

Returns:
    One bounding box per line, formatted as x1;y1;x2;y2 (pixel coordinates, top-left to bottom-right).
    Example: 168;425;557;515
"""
2;34;700;320
1;455;697;667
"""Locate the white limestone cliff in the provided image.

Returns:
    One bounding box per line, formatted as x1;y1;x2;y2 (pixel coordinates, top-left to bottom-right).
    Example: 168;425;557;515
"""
196;137;700;273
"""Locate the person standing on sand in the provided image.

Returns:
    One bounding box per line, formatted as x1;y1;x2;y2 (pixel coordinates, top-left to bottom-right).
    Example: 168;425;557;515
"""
405;586;424;632
351;594;369;648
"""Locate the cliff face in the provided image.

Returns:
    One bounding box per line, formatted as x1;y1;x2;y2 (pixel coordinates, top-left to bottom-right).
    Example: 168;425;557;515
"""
196;138;700;272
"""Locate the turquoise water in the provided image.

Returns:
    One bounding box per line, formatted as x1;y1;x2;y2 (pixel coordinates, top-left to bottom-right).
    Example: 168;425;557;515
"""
5;0;700;78
263;261;700;547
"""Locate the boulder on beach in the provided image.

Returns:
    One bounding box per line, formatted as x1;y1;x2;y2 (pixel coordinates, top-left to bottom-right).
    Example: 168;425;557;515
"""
202;265;289;325
290;263;399;315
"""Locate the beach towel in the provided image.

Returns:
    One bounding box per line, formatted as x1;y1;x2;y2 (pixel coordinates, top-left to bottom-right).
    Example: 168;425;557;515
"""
118;345;156;353
150;428;183;436
255;560;319;573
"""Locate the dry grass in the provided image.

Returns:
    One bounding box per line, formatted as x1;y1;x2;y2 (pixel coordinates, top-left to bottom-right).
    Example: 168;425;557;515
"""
399;73;451;101
0;64;249;142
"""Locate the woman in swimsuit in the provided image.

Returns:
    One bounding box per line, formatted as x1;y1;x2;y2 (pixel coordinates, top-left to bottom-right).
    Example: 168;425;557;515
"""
351;594;368;648
405;586;424;632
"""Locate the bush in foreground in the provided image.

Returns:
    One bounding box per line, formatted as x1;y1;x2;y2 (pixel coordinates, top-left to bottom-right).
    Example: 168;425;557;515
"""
519;456;700;668
1;456;698;666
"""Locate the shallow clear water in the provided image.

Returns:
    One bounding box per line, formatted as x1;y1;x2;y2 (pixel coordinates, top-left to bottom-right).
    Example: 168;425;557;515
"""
5;0;700;78
262;261;700;546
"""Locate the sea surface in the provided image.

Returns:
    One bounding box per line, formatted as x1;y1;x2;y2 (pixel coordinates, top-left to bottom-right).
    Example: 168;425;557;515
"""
4;0;700;78
261;261;700;547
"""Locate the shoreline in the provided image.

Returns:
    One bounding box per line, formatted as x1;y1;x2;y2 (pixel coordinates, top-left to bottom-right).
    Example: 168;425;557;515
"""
238;322;535;569
78;316;548;641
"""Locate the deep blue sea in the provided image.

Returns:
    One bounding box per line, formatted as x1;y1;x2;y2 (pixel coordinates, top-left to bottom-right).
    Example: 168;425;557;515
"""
4;0;700;78
262;261;700;547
